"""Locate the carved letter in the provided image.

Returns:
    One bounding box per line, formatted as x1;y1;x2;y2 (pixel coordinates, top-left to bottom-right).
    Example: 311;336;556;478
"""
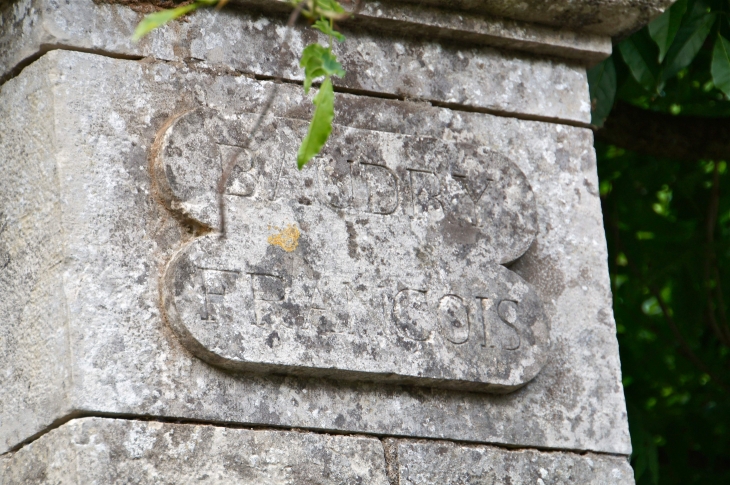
249;273;288;327
408;169;443;216
361;163;399;215
450;174;488;226
199;268;242;322
219;144;257;198
307;282;347;333
477;297;520;350
496;300;521;350
451;153;493;226
438;294;470;344
317;156;352;209
392;289;435;341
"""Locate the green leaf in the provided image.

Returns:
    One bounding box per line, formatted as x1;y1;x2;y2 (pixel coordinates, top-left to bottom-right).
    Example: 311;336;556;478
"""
312;19;345;42
661;3;715;81
711;34;730;97
587;57;617;127
648;0;688;62
297;78;335;169
314;0;346;19
132;3;201;42
300;43;346;93
618;30;662;93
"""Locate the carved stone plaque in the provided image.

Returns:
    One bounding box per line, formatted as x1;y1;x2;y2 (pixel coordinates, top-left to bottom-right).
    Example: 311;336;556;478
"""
155;108;549;392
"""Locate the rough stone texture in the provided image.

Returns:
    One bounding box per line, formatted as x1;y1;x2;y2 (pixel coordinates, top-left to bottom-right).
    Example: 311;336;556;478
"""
350;1;612;63
1;419;637;484
0;0;666;42
0;50;630;456
0;0;591;124
387;0;674;38
239;0;612;64
0;50;74;455
157;108;548;392
389;438;635;484
0;417;390;484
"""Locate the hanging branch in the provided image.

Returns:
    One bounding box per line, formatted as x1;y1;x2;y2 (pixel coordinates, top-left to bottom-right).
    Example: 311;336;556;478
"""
703;162;730;347
216;1;306;238
133;0;352;237
648;284;730;392
607;212;730;391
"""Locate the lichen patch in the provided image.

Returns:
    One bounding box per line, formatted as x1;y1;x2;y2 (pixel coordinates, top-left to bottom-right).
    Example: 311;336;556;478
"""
267;224;301;252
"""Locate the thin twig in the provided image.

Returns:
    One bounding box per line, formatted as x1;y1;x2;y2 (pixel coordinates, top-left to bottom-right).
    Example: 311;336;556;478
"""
607;211;730;392
708;163;730;343
649;284;730;392
706;287;730;347
703;162;730;346
713;270;730;344
216;1;306;238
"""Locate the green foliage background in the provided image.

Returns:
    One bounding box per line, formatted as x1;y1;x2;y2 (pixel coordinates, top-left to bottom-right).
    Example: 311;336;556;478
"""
592;1;730;483
600;148;730;484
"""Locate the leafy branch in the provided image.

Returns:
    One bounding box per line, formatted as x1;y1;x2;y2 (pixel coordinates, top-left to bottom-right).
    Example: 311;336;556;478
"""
132;0;349;170
132;0;351;235
132;0;224;42
589;0;730;127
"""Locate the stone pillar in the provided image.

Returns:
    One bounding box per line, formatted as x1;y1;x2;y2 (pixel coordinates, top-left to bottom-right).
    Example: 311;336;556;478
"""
0;0;668;482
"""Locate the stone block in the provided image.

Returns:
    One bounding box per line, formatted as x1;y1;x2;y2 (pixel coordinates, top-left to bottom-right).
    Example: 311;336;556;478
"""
233;0;613;64
384;0;673;37
388;438;635;485
0;50;629;457
157;108;548;392
0;0;591;124
349;1;612;61
0;48;74;455
0;0;671;39
0;417;389;484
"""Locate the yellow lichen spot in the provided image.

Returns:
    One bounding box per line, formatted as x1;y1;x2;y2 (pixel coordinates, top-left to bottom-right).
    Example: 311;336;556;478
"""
267;224;301;252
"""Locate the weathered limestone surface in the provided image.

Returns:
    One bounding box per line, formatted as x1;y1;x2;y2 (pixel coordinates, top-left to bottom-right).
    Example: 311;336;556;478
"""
389;439;635;485
0;50;74;454
0;50;629;456
0;418;390;484
0;0;668;48
387;0;674;38
237;0;613;63
1;418;636;484
0;0;592;124
157;108;549;392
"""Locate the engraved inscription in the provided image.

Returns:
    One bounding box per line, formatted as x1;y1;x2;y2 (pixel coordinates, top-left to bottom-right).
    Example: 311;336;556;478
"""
360;162;399;215
478;298;522;350
393;289;434;341
317;158;401;214
439;295;470;345
193;269;533;351
157;108;548;392
221;146;256;198
409;169;443;217
199;268;240;322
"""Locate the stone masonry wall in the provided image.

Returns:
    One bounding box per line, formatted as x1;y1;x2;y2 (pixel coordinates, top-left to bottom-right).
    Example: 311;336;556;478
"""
0;0;671;482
